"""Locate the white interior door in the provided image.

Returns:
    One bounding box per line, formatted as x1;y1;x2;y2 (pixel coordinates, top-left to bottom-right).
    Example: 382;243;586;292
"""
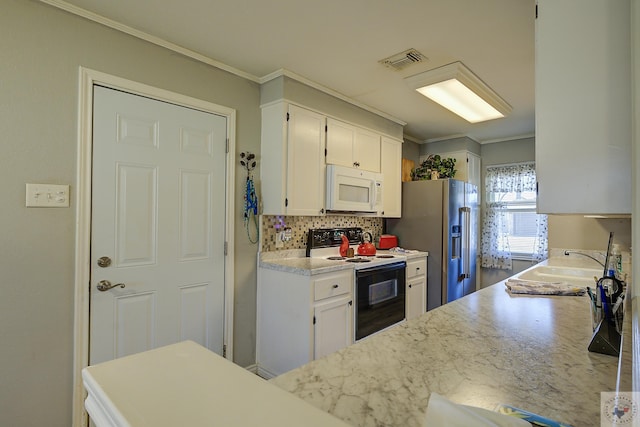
89;86;227;365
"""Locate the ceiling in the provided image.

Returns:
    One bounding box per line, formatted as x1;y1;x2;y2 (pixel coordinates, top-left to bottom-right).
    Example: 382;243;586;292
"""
56;0;536;144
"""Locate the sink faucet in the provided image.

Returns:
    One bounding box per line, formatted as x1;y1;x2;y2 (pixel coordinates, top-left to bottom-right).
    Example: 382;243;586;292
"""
563;250;605;268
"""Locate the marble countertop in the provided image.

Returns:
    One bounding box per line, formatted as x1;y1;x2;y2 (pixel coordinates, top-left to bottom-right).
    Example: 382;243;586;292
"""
271;263;620;426
259;249;428;276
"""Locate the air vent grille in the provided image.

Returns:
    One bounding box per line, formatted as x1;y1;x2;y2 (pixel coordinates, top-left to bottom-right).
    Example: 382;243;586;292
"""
379;49;427;71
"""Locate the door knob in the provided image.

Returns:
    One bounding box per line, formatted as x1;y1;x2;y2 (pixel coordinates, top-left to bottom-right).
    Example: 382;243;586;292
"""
97;256;112;268
97;280;125;292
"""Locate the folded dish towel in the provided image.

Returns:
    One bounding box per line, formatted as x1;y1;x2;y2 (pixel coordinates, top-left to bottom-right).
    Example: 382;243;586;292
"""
505;279;585;296
424;393;529;427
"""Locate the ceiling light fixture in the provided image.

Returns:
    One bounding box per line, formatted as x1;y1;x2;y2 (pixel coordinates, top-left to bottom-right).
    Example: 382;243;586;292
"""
404;61;512;123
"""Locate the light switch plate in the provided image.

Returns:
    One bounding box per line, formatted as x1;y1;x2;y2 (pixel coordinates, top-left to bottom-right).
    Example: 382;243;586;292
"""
26;183;70;207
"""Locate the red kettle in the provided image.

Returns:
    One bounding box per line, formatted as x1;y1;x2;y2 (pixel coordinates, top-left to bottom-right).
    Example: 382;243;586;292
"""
357;232;376;256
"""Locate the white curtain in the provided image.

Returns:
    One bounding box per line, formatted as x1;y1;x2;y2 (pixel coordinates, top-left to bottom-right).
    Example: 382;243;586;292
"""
480;163;548;270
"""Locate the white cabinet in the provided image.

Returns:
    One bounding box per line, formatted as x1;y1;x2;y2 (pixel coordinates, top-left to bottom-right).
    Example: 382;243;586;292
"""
406;256;427;320
326;118;381;172
314;295;353;359
535;0;631;214
257;268;353;378
381;136;402;217
261;102;326;215
452;151;481;189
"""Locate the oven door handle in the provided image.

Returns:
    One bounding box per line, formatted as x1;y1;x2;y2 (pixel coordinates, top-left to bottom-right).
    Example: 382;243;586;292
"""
355;262;406;277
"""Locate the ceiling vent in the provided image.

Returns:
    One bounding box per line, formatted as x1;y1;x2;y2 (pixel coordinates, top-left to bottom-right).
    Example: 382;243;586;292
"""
379;49;427;71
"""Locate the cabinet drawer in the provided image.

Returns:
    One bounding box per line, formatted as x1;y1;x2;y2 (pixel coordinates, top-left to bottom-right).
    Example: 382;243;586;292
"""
314;271;352;301
407;259;427;279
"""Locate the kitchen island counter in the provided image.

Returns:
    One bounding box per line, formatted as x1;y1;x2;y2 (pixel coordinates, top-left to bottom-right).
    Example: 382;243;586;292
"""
271;265;620;427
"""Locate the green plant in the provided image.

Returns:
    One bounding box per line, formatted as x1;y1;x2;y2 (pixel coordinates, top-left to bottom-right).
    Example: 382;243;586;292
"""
411;154;457;180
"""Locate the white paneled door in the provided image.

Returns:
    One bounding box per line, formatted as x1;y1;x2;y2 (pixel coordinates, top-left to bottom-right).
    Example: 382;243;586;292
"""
90;86;227;365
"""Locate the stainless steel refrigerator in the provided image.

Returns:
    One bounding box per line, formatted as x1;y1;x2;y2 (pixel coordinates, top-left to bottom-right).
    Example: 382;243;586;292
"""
387;179;478;311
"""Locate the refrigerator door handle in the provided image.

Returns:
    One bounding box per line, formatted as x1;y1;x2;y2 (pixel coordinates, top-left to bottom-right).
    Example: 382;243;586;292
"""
460;207;471;279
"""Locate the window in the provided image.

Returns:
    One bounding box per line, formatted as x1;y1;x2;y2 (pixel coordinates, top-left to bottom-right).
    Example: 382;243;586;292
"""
481;162;547;270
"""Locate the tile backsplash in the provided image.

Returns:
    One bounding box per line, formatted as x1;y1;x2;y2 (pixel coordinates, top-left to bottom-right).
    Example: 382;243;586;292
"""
260;215;383;252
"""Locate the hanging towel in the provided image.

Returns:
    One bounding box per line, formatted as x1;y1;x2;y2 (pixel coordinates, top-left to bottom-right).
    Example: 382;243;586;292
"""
505;279;585;296
424;393;530;427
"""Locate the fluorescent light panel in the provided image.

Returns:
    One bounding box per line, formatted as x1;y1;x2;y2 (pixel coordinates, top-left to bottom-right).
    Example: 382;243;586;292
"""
405;62;512;123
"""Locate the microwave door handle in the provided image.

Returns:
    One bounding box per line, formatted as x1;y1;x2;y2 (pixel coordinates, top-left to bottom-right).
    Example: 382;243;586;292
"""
372;181;378;210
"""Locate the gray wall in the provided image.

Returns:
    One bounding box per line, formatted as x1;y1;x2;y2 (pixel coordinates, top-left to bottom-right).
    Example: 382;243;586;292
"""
0;2;260;426
402;138;421;165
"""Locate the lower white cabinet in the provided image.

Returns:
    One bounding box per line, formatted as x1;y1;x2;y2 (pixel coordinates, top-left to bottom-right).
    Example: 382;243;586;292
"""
406;256;427;320
257;268;354;378
314;295;353;359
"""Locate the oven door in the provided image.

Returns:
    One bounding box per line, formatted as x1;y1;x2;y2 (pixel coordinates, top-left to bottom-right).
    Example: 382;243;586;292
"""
355;262;406;341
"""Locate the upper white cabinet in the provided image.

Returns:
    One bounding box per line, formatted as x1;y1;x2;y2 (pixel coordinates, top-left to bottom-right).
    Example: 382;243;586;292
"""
261;102;326;216
261;101;402;217
381;136;403;217
326;118;381;172
535;0;631;214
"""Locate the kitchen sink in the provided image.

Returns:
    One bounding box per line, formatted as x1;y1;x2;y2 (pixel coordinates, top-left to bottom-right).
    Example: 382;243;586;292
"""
516;265;601;287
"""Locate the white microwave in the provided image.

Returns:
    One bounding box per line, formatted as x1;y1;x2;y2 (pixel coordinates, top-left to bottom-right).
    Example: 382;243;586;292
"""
326;164;383;214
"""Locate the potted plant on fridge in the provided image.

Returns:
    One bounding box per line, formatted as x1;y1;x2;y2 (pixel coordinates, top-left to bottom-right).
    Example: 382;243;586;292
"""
411;155;457;180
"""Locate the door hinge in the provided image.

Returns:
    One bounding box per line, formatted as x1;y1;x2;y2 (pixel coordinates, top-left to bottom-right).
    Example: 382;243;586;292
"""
285;198;288;207
286;112;290;121
535;3;538;19
313;316;316;325
223;344;227;358
325;124;328;132
224;241;228;256
324;148;327;157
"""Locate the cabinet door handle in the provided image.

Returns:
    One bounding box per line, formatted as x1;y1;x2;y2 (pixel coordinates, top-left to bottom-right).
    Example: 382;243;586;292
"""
409;284;412;288
348;300;353;306
332;284;339;289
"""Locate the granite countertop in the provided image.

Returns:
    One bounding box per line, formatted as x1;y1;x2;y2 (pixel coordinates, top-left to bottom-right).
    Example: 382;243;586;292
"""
271;271;620;426
259;249;428;276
